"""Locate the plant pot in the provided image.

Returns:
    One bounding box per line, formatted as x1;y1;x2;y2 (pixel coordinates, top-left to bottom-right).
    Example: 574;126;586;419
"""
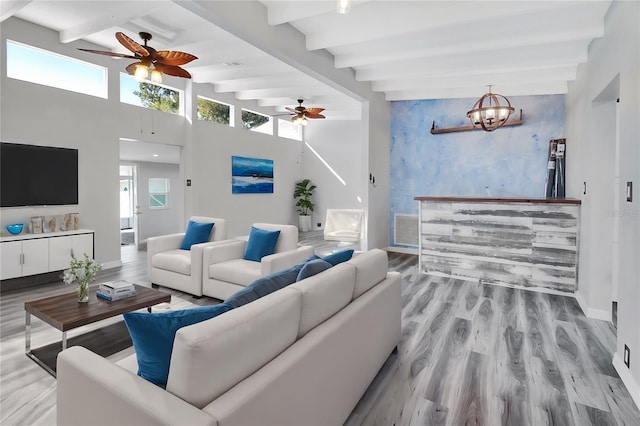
298;215;312;232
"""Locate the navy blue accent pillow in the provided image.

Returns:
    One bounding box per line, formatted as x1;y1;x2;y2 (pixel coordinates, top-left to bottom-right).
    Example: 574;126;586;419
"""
322;249;354;266
225;286;260;308
249;263;305;297
225;263;305;308
296;259;333;281
243;226;281;262
180;220;214;250
123;303;233;388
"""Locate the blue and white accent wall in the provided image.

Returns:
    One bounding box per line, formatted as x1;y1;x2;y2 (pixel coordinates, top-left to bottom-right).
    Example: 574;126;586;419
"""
390;94;565;248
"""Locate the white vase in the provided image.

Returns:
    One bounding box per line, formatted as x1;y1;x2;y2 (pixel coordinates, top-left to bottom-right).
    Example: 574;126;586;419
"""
298;215;312;232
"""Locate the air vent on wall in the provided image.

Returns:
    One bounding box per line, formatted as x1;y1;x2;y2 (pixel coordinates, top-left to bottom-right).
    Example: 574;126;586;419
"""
394;214;419;246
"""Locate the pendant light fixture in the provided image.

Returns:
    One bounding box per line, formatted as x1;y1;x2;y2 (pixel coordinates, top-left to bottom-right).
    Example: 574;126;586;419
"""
466;86;514;132
337;0;351;14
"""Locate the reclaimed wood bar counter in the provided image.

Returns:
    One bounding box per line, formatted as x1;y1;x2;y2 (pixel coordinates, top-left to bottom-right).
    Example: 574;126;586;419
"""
414;196;581;293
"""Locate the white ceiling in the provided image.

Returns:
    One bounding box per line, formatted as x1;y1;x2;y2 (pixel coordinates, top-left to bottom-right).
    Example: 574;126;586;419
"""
4;0;611;119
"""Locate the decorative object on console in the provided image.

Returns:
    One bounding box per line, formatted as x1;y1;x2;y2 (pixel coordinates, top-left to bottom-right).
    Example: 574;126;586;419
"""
30;216;44;234
231;156;274;194
71;213;79;230
5;223;24;235
46;216;57;233
294;178;316;232
62;253;102;303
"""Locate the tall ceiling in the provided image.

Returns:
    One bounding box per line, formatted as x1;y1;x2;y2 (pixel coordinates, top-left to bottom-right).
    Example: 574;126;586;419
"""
3;0;611;120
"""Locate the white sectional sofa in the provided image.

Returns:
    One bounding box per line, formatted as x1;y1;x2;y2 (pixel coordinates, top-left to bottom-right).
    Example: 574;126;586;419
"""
57;249;401;426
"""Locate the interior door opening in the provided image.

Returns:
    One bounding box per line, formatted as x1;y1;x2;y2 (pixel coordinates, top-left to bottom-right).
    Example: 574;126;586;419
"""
119;164;137;248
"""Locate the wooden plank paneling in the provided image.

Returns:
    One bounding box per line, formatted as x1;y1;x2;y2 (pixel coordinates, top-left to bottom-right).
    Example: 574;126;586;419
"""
419;201;580;292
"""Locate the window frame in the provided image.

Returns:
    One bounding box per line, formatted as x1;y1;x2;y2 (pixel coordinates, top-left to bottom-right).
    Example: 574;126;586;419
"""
6;39;108;99
197;95;234;126
148;177;170;210
120;73;184;116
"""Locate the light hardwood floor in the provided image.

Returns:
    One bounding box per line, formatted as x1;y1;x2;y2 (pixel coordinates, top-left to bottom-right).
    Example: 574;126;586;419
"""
1;242;639;425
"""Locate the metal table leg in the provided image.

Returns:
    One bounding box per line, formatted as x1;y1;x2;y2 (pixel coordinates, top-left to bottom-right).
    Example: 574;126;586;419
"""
25;311;58;377
25;311;31;353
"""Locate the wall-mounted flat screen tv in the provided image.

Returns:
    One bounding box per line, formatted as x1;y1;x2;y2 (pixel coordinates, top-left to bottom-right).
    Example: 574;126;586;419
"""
1;142;78;207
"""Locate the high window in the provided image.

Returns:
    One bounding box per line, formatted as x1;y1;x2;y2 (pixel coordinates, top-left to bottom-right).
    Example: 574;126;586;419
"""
278;119;303;141
241;109;272;134
6;40;107;98
197;96;233;126
120;74;182;115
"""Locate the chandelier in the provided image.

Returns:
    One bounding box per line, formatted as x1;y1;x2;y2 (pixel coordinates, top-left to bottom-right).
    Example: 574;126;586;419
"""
466;86;514;132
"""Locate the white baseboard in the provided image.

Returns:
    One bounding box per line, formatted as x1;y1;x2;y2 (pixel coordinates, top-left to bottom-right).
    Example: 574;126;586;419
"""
101;260;123;270
575;290;612;321
613;352;640;411
385;246;418;255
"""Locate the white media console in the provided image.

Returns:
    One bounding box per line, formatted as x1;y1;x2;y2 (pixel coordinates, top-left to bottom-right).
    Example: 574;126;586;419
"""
0;229;94;280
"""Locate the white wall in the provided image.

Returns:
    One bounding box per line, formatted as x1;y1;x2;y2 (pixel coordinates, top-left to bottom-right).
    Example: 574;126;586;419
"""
566;0;640;405
303;120;365;230
0;17;306;264
365;98;392;250
135;161;183;242
1;9;393;264
190;85;304;238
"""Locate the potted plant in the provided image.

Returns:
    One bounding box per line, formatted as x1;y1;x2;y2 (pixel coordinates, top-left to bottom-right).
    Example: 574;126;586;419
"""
293;178;316;232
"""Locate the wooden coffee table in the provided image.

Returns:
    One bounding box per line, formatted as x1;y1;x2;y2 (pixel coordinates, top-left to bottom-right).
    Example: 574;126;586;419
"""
24;284;170;376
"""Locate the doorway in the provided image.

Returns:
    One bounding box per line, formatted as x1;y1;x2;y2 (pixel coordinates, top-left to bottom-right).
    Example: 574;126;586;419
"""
119;164;138;248
119;139;184;262
590;75;620;327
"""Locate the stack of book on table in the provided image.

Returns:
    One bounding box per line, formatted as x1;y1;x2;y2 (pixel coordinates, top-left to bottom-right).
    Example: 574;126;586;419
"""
97;280;137;301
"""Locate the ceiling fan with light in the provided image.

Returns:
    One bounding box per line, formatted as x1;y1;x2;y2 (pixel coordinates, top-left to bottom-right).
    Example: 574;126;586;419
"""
284;99;326;126
78;32;197;83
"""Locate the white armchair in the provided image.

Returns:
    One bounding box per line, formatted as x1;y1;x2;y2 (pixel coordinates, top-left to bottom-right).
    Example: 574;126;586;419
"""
202;223;314;300
147;216;226;297
324;209;365;243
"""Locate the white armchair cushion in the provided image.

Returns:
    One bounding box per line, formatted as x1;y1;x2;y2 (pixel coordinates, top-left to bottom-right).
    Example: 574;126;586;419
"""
209;259;262;286
152;250;192;275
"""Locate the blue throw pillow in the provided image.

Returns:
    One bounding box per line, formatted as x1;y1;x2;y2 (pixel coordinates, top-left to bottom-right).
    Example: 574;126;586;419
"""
243;226;281;262
180;220;214;250
224;286;260;308
322;249;354;266
296;259;333;281
249;263;305;297
225;263;305;308
123;303;233;388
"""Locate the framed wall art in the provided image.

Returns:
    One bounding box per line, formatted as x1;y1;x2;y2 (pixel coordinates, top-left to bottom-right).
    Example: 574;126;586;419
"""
231;156;274;194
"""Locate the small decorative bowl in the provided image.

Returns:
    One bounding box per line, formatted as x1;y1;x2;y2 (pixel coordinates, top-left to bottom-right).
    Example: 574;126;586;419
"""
6;224;24;235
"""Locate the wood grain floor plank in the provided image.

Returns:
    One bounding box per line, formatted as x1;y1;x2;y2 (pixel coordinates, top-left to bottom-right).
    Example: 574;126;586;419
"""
2;243;639;426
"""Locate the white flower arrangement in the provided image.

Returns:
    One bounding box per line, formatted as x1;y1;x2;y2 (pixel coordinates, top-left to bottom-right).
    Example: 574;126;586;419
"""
63;253;101;302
